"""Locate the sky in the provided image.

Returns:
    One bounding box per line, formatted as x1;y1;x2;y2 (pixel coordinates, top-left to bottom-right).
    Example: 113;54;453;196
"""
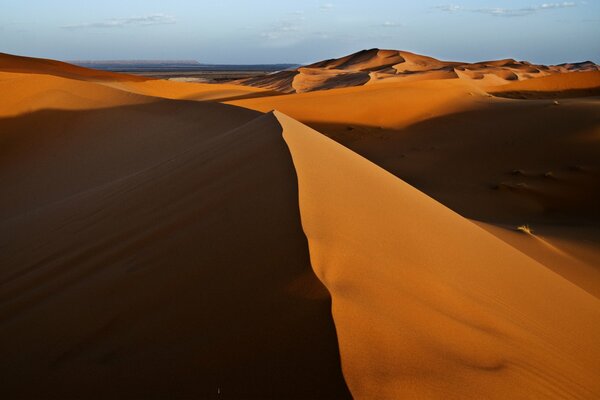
1;0;598;65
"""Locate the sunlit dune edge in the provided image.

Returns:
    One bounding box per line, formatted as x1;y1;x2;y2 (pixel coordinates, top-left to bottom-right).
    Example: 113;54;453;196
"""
277;111;600;399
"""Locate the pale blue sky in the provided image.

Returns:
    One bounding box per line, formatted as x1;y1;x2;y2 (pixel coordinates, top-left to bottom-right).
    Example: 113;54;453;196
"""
0;0;598;64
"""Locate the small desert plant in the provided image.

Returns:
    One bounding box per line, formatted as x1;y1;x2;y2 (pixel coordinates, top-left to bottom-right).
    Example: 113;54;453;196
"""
516;224;534;235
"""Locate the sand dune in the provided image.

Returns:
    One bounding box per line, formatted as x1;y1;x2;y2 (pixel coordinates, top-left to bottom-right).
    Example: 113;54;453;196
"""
0;100;259;220
105;78;273;102
0;109;350;398
237;48;600;93
488;70;600;98
230;61;600;224
0;53;352;398
0;52;146;82
0;71;153;117
476;222;600;299
1;52;599;399
231;78;484;130
278;111;600;399
232;80;600;299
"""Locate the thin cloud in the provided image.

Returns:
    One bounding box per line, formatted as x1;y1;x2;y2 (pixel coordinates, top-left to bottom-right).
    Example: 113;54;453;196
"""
61;14;176;29
436;5;461;13
260;16;304;41
381;21;403;28
436;2;577;17
320;3;334;12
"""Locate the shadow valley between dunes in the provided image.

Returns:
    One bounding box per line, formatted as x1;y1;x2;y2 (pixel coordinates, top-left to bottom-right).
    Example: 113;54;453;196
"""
303;99;600;225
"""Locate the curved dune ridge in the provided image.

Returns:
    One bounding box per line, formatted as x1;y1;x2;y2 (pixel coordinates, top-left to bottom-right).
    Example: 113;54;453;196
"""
238;48;600;93
277;111;600;399
1;52;600;399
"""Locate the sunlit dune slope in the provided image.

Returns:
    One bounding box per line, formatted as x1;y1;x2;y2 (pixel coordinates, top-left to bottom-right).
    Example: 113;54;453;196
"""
0;98;258;220
476;222;600;299
488;70;600;98
0;52;146;82
230;78;484;130
105;78;274;102
0;109;350;398
0;71;154;117
277;111;600;399
338;97;600;297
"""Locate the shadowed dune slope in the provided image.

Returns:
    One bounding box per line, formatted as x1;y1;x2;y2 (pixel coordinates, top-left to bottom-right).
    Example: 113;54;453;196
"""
0;103;351;398
0;99;259;220
324;98;600;225
277;111;600;399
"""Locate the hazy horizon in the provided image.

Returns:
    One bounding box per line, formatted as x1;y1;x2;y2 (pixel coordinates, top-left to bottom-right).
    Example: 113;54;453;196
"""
1;0;599;65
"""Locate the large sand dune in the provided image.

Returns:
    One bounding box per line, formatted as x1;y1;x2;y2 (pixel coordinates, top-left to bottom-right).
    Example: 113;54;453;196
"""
1;52;599;399
278;111;600;399
0;102;350;400
231;61;600;301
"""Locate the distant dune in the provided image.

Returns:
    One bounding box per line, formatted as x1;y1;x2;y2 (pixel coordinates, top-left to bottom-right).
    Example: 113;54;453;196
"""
1;51;599;399
488;70;600;98
237;48;600;94
0;52;147;82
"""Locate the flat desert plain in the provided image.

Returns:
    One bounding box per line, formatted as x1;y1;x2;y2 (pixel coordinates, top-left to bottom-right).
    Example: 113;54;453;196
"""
1;49;600;399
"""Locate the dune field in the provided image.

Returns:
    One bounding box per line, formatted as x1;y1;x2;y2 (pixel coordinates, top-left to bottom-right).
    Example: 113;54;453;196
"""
1;49;599;399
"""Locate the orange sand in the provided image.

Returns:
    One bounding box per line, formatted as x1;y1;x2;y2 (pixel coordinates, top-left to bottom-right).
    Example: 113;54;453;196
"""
1;50;599;399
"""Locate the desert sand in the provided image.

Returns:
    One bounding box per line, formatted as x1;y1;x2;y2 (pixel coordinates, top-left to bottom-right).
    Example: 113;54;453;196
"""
1;49;599;399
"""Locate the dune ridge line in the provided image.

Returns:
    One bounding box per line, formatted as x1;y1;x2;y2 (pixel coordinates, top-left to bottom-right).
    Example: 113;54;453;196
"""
275;110;600;399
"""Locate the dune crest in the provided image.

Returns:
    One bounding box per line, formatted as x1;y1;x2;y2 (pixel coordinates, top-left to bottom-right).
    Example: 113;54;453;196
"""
276;111;600;399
